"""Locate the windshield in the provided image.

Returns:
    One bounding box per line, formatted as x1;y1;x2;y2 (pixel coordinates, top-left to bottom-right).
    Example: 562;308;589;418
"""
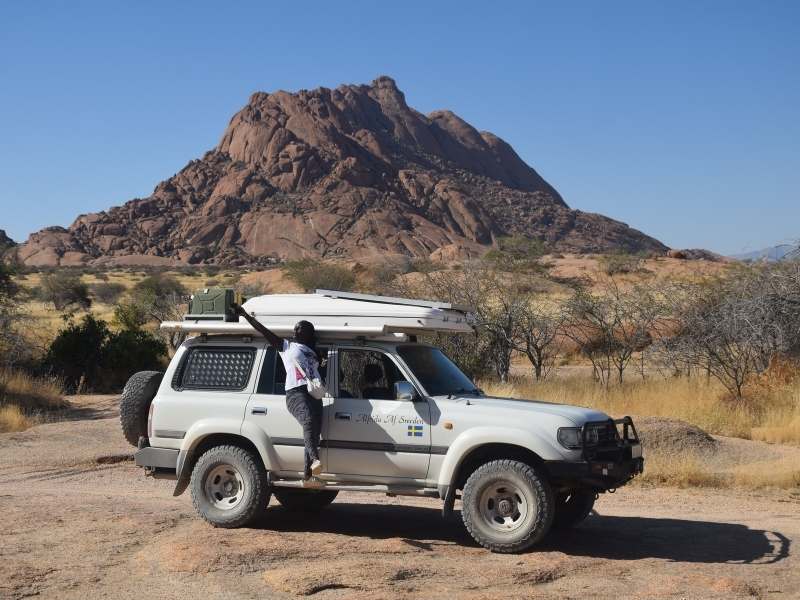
397;345;479;397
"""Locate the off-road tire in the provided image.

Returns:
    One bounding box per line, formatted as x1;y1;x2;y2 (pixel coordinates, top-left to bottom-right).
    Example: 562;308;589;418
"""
553;490;596;529
119;371;163;446
273;488;338;512
461;459;554;553
190;445;269;528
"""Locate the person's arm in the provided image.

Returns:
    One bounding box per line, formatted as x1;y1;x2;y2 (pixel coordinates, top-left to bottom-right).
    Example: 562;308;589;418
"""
231;302;283;349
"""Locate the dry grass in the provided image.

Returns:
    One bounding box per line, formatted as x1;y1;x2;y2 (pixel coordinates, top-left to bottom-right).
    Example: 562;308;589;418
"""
480;373;800;490
731;456;800;489
633;452;800;490
480;375;800;443
14;268;291;342
0;369;67;432
0;404;32;432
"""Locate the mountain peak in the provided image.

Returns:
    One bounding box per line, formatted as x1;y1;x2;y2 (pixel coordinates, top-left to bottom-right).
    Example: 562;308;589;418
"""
14;77;666;267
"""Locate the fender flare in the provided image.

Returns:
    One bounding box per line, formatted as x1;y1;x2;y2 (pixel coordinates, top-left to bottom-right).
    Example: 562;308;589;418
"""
436;426;567;490
172;419;280;496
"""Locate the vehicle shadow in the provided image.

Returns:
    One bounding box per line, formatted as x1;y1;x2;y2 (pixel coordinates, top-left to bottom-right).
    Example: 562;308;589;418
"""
255;502;790;564
543;512;790;565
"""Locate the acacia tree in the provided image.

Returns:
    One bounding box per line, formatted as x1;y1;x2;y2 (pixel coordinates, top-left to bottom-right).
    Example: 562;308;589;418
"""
667;264;800;399
114;273;188;351
562;282;663;385
513;301;563;381
403;263;529;382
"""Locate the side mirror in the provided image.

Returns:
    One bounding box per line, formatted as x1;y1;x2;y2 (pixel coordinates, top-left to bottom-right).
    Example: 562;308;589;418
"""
394;381;417;402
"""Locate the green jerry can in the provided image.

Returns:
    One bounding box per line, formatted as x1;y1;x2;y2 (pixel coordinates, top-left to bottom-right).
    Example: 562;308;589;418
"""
186;287;240;322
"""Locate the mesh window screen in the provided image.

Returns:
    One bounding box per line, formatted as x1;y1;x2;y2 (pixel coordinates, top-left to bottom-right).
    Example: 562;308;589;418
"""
181;348;255;391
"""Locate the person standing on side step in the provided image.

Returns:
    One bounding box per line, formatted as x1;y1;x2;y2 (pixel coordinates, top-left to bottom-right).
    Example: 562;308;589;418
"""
232;303;324;481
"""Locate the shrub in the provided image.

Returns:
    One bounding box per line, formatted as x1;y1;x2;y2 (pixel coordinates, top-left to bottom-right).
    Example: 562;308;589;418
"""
112;302;149;331
44;315;166;393
283;260;355;292
102;329;168;390
90;282;125;304
599;253;644;276
483;235;547;272
40;271;91;310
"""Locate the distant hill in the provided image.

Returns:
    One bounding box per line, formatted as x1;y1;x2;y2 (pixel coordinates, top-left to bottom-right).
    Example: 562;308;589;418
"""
732;243;799;262
15;76;667;267
0;230;15;254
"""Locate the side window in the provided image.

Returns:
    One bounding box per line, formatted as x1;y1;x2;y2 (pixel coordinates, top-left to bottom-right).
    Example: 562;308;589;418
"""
338;349;403;400
256;346;328;395
175;347;256;391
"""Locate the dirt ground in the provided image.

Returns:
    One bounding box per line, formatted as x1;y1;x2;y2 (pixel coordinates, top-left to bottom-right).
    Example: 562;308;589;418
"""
1;396;798;600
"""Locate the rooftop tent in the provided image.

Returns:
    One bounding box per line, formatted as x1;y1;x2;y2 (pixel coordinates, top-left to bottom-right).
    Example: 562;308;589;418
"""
160;289;474;340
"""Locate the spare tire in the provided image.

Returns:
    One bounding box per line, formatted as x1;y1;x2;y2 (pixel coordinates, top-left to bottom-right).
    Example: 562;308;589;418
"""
120;371;163;446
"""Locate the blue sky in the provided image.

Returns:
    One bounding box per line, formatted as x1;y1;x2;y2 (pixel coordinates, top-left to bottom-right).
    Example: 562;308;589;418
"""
1;1;797;255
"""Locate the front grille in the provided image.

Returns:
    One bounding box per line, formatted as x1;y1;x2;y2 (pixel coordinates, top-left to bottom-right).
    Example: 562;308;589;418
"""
585;421;619;447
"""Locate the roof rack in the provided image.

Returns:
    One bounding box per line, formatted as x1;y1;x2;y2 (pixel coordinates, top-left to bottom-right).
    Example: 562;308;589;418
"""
315;289;472;313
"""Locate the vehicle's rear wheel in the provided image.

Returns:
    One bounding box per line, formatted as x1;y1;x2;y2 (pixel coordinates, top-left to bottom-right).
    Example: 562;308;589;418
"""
553;490;596;529
190;445;269;528
119;371;163;446
461;459;554;553
273;489;339;512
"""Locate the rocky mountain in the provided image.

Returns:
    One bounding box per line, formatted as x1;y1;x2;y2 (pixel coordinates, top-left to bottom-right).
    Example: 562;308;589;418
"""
0;230;14;252
15;76;667;267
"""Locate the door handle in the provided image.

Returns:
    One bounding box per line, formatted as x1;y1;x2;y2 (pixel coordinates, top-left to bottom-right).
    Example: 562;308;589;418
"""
251;406;267;415
335;412;351;421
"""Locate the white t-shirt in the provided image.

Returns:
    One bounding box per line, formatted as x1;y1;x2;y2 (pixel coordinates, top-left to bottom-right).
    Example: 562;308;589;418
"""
279;339;320;391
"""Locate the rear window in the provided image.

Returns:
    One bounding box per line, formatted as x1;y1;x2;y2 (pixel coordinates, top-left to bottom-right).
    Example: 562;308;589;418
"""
174;347;256;391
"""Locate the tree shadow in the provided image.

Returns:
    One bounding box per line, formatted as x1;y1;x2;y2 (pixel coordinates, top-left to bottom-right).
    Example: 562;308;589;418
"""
254;501;790;564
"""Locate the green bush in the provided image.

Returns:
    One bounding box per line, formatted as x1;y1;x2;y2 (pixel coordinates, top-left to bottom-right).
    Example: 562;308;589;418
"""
112;301;149;331
283;260;356;292
483;235;546;272
44;315;166;393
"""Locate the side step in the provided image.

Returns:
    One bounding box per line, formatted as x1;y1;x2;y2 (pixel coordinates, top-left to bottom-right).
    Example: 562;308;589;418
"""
270;477;439;497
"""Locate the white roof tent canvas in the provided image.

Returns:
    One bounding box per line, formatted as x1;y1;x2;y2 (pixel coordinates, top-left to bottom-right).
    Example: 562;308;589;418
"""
160;289;474;340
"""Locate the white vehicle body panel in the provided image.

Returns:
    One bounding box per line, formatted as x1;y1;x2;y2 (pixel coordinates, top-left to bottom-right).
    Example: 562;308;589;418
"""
149;335;619;494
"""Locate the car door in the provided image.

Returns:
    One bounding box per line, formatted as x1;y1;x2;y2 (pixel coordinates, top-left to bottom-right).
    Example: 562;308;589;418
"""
244;344;330;475
326;346;431;480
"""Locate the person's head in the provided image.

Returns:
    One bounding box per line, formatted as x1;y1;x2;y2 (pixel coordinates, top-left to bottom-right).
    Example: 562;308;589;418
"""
294;320;316;346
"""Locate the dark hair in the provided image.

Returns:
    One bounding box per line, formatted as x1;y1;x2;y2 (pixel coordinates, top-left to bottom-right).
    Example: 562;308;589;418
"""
294;320;315;336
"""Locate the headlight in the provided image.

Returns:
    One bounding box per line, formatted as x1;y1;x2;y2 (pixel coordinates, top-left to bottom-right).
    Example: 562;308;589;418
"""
557;427;582;449
558;425;602;449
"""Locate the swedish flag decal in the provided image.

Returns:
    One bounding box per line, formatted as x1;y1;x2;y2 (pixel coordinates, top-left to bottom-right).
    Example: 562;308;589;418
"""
407;424;424;437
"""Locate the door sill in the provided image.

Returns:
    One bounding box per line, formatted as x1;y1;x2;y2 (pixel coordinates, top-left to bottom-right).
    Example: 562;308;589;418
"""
269;476;439;497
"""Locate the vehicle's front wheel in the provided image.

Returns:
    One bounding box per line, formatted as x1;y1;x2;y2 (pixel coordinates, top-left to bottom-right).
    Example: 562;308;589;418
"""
461;459;554;553
273;489;338;512
553;490;596;529
190;445;269;528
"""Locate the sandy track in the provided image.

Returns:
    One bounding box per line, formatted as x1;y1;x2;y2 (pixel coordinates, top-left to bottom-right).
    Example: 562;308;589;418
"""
1;398;798;599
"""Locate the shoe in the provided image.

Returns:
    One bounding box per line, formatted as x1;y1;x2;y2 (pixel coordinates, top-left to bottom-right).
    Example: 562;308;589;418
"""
310;458;323;475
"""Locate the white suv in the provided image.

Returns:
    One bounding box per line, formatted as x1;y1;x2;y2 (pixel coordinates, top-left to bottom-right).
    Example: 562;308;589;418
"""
123;292;643;553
